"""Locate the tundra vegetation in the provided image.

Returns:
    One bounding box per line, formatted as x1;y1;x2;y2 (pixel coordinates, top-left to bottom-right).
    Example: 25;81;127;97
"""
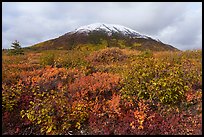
2;44;202;135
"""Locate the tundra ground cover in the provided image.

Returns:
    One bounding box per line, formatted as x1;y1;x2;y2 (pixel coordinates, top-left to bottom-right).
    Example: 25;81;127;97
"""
2;48;202;135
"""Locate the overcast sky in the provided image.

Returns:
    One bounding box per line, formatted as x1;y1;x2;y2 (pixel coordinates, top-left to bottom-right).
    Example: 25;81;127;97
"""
2;2;202;50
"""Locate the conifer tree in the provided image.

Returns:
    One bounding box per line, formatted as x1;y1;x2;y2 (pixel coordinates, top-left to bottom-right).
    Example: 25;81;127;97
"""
9;40;24;55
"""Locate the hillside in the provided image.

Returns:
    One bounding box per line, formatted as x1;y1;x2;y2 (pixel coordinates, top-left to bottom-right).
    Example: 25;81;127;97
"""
29;23;179;51
2;48;202;135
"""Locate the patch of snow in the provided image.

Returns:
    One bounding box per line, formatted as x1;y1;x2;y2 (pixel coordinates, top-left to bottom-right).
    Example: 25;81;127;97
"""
73;23;150;39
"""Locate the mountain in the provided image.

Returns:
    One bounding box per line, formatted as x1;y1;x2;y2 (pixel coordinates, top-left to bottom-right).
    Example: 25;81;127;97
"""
29;23;179;51
73;23;149;38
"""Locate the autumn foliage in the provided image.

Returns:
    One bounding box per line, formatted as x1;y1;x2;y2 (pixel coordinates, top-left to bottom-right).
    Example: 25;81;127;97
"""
2;48;202;135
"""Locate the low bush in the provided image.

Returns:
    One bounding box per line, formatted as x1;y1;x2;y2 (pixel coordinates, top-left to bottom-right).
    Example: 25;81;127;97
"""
138;50;153;58
18;71;121;135
54;50;88;68
87;47;127;64
40;51;55;66
120;57;201;105
2;49;202;135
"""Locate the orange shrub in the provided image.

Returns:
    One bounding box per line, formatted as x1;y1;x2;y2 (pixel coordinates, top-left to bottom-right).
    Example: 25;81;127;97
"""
68;72;121;102
87;47;127;65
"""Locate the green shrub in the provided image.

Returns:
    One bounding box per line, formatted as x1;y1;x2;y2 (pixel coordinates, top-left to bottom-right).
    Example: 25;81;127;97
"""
40;51;55;66
120;57;200;105
20;90;76;135
138;50;153;58
54;50;89;68
2;83;21;112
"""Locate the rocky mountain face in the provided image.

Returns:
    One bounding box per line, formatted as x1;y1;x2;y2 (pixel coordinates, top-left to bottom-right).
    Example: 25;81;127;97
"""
30;23;179;51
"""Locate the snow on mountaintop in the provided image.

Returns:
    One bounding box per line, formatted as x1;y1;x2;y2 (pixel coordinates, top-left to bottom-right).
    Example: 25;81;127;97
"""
73;23;150;39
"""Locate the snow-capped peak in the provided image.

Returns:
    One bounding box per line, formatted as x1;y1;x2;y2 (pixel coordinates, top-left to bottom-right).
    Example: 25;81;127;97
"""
73;23;150;39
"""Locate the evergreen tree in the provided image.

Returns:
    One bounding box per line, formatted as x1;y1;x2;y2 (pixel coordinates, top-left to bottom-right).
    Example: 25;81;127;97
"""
9;40;24;55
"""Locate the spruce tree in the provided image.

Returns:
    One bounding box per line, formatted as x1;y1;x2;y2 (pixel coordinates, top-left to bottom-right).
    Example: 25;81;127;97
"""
9;40;24;55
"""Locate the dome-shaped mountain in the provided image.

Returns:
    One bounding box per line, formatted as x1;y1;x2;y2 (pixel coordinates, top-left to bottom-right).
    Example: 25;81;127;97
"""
73;23;149;39
30;23;179;51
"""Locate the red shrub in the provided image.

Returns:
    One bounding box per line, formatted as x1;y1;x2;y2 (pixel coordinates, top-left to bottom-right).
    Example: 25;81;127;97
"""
68;72;121;102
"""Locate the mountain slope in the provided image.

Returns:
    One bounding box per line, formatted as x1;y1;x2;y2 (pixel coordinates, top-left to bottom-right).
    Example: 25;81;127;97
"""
73;23;149;39
30;23;179;51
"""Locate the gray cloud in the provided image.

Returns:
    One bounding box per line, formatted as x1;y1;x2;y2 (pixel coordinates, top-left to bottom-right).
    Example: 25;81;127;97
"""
2;2;202;50
154;7;202;50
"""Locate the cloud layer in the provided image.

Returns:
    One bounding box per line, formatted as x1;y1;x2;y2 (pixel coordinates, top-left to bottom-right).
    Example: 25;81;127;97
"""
2;2;202;50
